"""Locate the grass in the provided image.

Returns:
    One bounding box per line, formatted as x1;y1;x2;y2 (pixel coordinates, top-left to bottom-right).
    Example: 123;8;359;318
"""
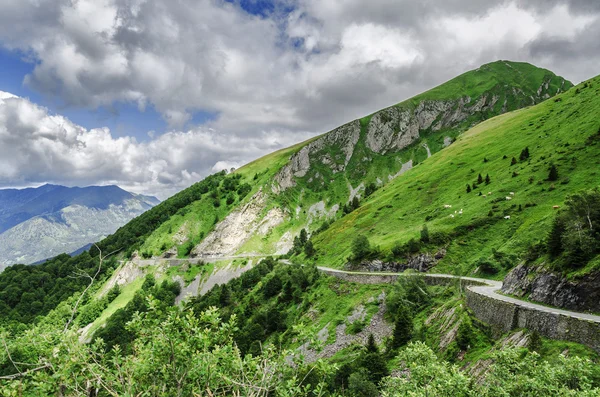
308;76;600;275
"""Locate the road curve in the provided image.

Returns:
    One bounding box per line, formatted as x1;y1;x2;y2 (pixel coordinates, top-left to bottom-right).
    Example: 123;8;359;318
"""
317;266;600;324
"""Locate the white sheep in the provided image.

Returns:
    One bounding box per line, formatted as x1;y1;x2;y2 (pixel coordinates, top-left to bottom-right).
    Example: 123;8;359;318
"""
504;215;511;219
459;209;463;214
488;192;492;195
443;204;452;208
506;196;512;201
449;214;455;218
482;194;487;198
510;192;515;196
455;210;457;214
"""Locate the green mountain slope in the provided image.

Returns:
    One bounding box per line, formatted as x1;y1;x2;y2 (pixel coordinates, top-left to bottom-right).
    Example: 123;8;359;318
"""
134;60;571;260
309;75;599;274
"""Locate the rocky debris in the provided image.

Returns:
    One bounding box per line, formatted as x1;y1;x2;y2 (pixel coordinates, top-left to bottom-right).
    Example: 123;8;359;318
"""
273;120;361;191
347;250;446;273
300;294;392;363
443;136;453;147
347;305;367;324
388;160;413;181
348;183;364;202
99;261;144;297
193;189;286;256
171;222;190;245
307;201;339;224
275;231;293;255
502;264;600;312
425;305;461;351
499;330;529;349
198;263;253;296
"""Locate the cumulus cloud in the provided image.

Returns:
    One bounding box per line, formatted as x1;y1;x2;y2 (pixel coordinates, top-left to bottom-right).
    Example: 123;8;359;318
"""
0;91;309;198
0;0;598;198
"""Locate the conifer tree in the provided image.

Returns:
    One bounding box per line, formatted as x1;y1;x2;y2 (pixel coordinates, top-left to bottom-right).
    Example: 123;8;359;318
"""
548;164;559;181
485;174;491;184
392;308;413;349
466;184;471;193
511;157;517;165
477;173;483;184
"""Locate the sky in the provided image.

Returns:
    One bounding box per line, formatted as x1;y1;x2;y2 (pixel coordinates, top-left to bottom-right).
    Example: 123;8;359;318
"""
0;0;599;199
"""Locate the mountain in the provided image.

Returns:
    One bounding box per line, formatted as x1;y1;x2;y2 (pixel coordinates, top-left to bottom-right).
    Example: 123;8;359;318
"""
5;60;600;395
0;184;159;270
107;61;571;261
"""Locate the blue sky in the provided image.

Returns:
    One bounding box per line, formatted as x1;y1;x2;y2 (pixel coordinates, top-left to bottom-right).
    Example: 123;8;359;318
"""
0;48;220;142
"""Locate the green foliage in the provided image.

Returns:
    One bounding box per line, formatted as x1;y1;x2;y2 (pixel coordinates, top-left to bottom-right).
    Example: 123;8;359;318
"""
548;164;559;181
0;252;114;325
350;235;372;262
420;224;430;243
546;188;600;268
392;307;413;349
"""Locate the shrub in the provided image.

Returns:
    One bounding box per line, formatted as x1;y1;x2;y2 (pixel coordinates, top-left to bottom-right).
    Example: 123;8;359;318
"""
548;164;559;181
351;235;372;261
420;224;430;243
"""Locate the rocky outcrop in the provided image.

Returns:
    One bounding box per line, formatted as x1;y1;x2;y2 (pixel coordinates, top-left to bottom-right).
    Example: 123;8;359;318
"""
273;120;360;191
347;250;446;273
502;264;600;313
192;189;286;256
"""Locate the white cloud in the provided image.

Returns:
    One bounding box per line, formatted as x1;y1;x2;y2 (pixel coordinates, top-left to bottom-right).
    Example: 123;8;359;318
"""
0;0;598;198
0;91;309;198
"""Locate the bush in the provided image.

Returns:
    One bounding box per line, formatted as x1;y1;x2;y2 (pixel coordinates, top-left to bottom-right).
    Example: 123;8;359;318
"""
420;224;430;243
351;235;372;261
548;164;559;181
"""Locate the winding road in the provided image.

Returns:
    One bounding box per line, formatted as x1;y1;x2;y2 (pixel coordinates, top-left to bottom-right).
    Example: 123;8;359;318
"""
317;266;600;324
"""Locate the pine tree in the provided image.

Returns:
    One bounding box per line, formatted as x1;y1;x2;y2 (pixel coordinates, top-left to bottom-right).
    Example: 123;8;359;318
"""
299;228;308;246
548;164;559;181
547;217;564;257
366;334;378;353
420;224;430;243
520;147;530;161
392;308;413;349
304;240;315;257
477;173;483;184
511;157;517;166
466;184;471;193
485;174;491;184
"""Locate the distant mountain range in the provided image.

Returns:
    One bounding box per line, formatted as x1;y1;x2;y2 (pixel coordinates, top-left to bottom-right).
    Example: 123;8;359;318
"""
0;184;159;270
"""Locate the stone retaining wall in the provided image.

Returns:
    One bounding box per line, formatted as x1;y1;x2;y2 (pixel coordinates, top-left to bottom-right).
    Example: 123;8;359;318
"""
466;288;600;352
322;268;600;352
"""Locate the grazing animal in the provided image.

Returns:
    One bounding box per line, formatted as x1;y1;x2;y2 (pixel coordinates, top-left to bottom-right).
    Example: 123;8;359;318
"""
444;204;452;208
510;192;515;196
488;192;492;195
450;214;455;218
504;215;511;219
482;194;487;198
553;205;560;209
506;196;512;200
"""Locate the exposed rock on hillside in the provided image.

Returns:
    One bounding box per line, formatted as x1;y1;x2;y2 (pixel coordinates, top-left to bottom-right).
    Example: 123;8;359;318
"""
347;250;446;273
502;264;600;312
193;189;287;256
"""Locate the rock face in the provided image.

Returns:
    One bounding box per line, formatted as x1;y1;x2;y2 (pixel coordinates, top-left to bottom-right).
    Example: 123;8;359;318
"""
347;250;446;273
502;264;600;312
193;189;287;256
273;120;360;191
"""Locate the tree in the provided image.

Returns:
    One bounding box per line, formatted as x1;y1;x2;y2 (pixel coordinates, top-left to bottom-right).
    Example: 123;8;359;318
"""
299;228;308;246
420;224;430;243
365;182;377;197
477;173;483;184
366;334;378;354
548;164;559;181
466;184;471;193
392;307;413;349
511;157;517;166
351;235;372;261
485;174;491;185
547;217;565;257
304;240;315;257
528;331;542;352
520;147;530;161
